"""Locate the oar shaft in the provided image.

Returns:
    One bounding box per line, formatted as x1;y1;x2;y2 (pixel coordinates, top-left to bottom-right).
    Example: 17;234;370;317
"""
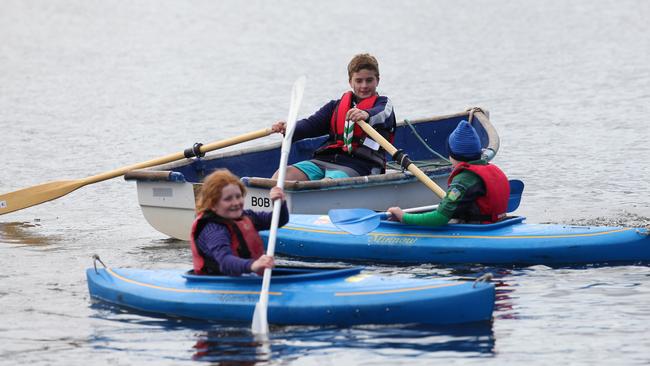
356;120;447;199
84;128;273;185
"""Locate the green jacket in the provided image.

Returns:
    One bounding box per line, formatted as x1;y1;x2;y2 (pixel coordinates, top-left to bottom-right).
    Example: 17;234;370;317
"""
402;160;488;226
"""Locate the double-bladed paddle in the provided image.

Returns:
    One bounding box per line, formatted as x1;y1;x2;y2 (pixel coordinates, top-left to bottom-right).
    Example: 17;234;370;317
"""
252;75;306;336
329;179;524;235
0;128;275;216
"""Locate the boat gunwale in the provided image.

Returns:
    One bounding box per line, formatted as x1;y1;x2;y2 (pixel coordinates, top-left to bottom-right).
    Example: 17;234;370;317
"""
125;163;452;192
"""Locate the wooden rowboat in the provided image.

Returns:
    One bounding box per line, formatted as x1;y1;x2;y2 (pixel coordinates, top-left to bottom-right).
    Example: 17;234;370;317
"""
125;109;500;240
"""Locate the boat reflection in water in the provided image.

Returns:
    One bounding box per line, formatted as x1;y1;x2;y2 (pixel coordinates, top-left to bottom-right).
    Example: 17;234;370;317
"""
191;323;495;364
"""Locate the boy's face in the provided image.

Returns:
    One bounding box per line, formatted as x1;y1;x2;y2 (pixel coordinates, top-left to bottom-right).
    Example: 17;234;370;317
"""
349;69;379;99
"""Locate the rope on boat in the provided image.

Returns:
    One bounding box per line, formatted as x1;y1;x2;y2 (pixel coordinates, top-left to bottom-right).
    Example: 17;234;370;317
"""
402;118;451;164
386;159;450;171
92;254;107;274
466;107;496;161
466;106;484;125
473;272;493;288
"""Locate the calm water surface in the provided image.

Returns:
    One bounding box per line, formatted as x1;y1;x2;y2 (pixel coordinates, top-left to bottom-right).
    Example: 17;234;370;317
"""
1;0;649;365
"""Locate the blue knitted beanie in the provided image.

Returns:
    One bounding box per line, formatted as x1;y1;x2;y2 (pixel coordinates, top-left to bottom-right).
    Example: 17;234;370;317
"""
447;120;482;161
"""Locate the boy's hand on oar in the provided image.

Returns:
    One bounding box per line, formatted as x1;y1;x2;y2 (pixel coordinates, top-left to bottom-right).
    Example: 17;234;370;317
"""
271;121;287;135
345;108;369;122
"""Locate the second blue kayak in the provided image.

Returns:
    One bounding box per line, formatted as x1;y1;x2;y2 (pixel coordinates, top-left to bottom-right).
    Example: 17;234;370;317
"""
264;215;650;265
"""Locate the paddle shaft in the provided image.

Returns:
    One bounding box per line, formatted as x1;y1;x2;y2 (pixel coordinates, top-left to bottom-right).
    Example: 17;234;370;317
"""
0;128;272;215
356;120;447;199
252;76;306;336
381;204;439;220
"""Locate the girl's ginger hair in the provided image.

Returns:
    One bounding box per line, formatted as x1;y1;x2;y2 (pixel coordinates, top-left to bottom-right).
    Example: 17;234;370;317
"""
196;169;246;213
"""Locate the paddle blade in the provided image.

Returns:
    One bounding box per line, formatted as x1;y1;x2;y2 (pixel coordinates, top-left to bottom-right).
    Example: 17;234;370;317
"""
0;180;84;215
251;301;269;335
283;75;306;139
329;208;377;224
329;208;385;235
507;179;524;213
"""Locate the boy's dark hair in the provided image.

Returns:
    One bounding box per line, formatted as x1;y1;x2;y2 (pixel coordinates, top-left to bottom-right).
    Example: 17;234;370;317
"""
347;53;380;81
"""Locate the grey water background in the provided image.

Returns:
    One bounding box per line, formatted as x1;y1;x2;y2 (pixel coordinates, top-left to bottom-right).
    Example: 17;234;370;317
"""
1;0;649;364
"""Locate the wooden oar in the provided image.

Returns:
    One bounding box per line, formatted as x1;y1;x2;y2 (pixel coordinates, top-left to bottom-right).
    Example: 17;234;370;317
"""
252;75;306;336
356;120;446;198
0;128;273;216
329;180;525;235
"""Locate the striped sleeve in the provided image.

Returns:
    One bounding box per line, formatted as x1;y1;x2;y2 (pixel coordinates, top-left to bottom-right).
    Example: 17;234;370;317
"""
366;96;395;128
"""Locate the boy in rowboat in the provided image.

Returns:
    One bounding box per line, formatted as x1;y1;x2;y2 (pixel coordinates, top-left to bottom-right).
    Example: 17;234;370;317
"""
387;121;510;226
189;170;289;276
271;53;396;181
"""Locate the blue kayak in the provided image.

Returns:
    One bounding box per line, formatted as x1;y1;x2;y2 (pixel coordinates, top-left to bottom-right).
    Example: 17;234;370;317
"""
264;215;650;265
86;264;494;325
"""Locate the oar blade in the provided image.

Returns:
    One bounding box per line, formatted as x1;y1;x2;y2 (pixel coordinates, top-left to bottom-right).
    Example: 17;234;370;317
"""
0;180;84;215
507;179;524;213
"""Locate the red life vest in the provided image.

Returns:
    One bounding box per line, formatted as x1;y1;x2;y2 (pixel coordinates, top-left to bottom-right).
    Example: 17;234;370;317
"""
321;91;379;153
189;211;265;275
448;162;510;223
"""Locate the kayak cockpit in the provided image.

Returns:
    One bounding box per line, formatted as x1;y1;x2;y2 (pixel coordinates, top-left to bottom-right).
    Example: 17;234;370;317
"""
182;266;363;283
380;215;526;231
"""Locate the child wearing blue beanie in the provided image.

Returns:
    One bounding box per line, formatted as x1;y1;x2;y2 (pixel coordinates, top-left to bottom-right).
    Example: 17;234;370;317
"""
388;120;510;226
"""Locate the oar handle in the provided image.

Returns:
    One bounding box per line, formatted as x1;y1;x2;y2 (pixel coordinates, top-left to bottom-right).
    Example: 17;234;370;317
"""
356;120;447;199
